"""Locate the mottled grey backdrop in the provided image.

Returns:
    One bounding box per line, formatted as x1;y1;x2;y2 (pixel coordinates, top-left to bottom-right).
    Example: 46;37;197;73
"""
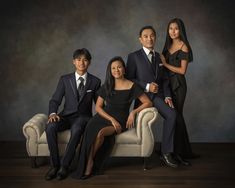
0;0;234;141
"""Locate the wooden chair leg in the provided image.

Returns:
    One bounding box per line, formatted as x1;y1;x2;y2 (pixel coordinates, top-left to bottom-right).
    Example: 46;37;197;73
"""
143;157;148;170
31;157;38;168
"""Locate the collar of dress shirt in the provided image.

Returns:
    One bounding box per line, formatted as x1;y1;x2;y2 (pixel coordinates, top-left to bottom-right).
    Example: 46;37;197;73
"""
75;72;87;84
143;46;155;56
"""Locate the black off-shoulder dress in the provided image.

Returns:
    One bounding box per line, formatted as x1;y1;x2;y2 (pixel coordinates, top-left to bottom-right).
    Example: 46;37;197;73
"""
165;50;193;158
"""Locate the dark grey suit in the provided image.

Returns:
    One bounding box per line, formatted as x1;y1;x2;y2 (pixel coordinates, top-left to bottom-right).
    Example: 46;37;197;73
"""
46;72;101;168
126;49;176;153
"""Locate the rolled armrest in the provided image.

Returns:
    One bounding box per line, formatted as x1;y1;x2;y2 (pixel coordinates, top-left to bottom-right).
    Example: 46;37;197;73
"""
23;113;48;140
135;107;158;156
22;113;47;156
136;107;158;139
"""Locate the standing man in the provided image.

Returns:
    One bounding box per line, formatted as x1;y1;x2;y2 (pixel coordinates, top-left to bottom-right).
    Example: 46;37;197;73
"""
126;26;178;168
45;48;101;180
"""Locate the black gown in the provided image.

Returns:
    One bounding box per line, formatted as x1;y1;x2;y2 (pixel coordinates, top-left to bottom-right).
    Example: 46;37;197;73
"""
165;50;193;158
71;83;143;179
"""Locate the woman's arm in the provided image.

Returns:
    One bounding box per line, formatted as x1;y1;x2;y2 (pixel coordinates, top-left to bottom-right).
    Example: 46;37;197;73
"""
95;96;122;133
160;45;189;75
126;93;152;129
162;57;188;75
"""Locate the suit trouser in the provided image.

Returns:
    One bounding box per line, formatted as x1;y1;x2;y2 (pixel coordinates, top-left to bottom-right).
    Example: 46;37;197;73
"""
46;114;90;168
152;96;176;154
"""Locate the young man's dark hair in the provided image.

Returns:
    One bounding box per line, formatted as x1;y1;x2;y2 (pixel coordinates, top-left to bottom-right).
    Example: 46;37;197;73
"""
73;48;92;61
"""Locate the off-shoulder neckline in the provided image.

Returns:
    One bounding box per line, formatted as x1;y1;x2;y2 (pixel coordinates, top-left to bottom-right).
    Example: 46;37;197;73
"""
168;49;188;56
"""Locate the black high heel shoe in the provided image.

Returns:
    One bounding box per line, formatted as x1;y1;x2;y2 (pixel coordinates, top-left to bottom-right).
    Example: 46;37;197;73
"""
175;155;191;166
80;173;93;180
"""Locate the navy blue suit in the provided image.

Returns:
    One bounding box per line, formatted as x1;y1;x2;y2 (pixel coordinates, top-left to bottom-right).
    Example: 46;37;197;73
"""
46;72;101;168
126;49;176;153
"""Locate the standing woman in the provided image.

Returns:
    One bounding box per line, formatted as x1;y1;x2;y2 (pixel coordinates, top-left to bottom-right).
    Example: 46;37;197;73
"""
161;18;198;165
71;56;152;179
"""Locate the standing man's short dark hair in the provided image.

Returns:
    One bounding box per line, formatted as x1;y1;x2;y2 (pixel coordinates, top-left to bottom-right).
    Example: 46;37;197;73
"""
139;25;156;37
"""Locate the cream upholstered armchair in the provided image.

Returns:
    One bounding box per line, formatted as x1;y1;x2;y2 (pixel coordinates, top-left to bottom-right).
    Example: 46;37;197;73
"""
23;107;158;169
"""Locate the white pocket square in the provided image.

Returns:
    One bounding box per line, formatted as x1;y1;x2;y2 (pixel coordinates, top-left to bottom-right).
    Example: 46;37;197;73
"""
86;90;93;93
159;63;163;67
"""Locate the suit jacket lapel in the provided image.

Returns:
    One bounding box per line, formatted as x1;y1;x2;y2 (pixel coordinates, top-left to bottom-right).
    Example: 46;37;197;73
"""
153;52;159;75
69;73;79;101
155;53;161;76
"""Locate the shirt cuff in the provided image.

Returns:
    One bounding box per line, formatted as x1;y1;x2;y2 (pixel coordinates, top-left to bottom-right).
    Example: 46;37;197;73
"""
49;113;56;117
145;83;150;92
165;97;172;100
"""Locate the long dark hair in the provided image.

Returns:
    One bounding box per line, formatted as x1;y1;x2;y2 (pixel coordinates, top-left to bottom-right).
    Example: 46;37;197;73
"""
104;56;126;97
162;18;193;62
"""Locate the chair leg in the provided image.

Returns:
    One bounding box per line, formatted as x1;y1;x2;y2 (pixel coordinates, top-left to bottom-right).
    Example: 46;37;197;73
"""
143;157;148;170
31;157;38;168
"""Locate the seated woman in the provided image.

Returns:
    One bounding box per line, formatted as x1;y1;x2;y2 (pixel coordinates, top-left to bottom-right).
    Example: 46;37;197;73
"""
71;56;152;180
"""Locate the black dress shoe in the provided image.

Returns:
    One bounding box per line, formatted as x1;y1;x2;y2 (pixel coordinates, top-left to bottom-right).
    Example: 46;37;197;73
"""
160;153;178;168
175;155;191;166
57;167;69;180
80;173;93;180
45;167;59;181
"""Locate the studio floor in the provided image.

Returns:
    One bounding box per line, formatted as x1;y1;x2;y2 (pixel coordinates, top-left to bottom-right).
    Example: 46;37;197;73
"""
0;142;234;188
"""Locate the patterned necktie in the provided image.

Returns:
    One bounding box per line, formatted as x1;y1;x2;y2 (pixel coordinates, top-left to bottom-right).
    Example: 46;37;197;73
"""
78;77;85;96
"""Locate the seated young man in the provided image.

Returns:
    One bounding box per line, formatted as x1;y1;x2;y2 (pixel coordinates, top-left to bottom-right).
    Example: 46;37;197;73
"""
45;48;101;180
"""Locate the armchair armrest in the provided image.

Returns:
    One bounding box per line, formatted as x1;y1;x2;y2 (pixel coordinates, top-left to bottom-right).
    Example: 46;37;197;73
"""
135;107;158;156
136;107;158;138
22;113;47;156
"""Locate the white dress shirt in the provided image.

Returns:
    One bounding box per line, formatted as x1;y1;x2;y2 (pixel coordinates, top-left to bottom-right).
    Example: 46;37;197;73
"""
143;46;155;63
75;72;87;89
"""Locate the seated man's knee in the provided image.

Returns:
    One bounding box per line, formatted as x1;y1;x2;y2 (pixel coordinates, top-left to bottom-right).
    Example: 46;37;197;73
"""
45;123;57;135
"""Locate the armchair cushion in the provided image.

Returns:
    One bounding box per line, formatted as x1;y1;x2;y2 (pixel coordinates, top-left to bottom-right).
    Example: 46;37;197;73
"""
115;129;141;144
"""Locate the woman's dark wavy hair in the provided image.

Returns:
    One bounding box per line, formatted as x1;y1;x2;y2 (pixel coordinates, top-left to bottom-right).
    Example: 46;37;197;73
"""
162;18;193;62
104;56;126;97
